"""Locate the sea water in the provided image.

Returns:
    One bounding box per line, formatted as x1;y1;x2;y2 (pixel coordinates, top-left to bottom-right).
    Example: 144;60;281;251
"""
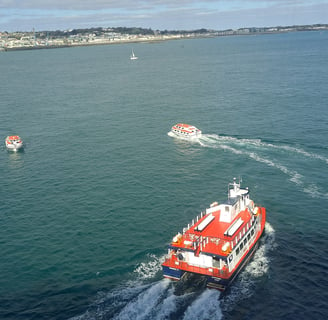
0;31;327;319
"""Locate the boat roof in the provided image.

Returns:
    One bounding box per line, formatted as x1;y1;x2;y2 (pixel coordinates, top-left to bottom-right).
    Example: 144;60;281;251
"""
176;123;192;127
7;135;21;140
174;123;198;129
191;207;251;240
172;123;200;132
170;202;252;257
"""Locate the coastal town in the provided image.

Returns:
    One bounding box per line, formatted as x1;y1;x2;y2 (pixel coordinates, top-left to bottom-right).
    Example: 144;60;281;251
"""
1;24;327;51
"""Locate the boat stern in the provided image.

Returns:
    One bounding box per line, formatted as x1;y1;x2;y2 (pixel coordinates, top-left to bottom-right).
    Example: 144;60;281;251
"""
162;264;185;281
206;276;229;291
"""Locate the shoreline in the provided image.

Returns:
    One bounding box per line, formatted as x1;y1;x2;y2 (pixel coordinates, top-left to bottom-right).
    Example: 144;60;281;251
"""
1;28;327;52
1;35;204;52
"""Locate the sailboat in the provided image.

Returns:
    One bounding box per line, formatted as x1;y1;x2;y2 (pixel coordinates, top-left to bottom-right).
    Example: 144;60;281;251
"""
130;49;138;60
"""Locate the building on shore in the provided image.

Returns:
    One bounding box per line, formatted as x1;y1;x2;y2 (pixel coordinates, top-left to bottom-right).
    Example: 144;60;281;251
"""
1;24;327;51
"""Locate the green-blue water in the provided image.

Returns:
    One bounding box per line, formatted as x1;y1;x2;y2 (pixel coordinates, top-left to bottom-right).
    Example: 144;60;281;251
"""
1;31;328;319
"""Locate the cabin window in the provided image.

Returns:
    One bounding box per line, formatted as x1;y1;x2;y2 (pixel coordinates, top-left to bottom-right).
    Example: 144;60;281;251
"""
225;206;230;212
240;242;244;250
243;238;247;246
236;247;240;255
213;257;220;268
247;233;251;241
251;229;255;236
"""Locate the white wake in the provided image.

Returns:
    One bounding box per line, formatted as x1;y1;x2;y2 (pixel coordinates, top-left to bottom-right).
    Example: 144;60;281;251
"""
198;134;328;198
71;223;275;320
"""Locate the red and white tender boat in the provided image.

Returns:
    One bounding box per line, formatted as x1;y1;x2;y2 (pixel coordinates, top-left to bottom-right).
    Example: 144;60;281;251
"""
168;123;202;139
162;178;266;291
5;135;24;152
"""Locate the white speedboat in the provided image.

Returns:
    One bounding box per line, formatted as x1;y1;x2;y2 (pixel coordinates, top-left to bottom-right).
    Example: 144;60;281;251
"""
5;135;24;151
168;123;202;139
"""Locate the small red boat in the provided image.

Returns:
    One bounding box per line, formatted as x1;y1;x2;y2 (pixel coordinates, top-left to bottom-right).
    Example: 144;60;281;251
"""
5;135;24;152
162;178;266;291
168;123;202;139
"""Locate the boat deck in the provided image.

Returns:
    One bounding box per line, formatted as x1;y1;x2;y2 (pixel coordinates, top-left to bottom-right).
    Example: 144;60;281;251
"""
170;205;253;257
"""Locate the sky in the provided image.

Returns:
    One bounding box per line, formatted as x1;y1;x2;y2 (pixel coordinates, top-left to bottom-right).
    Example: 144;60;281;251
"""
0;0;327;32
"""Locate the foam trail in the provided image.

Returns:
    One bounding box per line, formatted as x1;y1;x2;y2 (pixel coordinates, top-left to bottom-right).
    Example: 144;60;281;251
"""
247;152;303;185
303;184;328;199
198;134;328;198
113;280;171;320
200;134;328;164
261;142;328;164
152;286;179;320
200;135;303;185
72;226;276;320
245;222;276;277
221;222;276;310
182;289;222;320
200;134;262;147
69;283;152;320
133;253;163;280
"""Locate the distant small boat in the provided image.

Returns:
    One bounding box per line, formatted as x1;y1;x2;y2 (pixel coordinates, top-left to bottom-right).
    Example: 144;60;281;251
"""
130;49;138;60
168;123;202;139
5;135;24;151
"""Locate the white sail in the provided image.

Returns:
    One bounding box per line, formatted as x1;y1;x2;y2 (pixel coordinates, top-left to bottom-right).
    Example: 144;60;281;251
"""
130;49;138;60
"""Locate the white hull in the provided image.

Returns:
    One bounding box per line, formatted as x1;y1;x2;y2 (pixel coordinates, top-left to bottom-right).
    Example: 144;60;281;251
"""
6;142;24;152
168;130;202;140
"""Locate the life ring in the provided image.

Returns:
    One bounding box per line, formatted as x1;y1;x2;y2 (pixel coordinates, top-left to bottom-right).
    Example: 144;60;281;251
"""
221;242;230;253
172;233;183;244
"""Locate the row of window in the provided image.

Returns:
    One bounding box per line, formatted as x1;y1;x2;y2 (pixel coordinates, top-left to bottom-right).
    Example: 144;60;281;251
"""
233;215;256;247
173;129;194;134
233;218;258;257
235;227;255;256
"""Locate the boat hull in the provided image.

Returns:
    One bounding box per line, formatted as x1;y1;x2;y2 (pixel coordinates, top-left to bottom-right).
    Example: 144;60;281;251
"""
167;130;202;140
162;265;185;281
206;239;260;291
6;142;24;152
